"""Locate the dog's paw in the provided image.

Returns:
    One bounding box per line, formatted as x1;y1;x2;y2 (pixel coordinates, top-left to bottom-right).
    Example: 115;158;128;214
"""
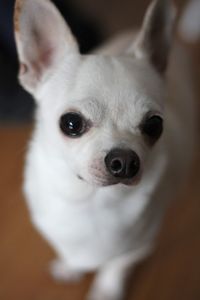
87;285;123;300
49;259;83;283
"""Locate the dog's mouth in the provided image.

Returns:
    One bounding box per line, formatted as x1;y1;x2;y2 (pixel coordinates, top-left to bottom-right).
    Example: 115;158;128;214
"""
77;174;116;186
77;174;141;187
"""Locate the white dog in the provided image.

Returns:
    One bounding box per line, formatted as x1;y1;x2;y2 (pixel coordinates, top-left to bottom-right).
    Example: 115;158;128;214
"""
14;0;197;299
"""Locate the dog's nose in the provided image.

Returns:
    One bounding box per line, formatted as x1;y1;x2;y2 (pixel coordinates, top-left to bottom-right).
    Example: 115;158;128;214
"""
105;148;140;179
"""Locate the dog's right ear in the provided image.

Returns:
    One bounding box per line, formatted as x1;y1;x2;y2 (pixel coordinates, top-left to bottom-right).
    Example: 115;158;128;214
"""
128;0;176;74
14;0;79;94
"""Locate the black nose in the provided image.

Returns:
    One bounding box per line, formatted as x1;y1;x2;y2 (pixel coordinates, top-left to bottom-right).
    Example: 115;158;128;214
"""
105;148;140;179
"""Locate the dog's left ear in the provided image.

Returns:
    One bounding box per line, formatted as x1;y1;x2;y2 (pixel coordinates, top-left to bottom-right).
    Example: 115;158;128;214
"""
14;0;79;94
129;0;176;73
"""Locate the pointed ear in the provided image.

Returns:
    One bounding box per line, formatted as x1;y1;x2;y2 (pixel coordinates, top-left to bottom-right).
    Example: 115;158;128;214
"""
128;0;176;74
14;0;79;93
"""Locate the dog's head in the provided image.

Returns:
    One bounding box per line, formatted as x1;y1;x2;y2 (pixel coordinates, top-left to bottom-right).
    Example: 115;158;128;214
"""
14;0;175;187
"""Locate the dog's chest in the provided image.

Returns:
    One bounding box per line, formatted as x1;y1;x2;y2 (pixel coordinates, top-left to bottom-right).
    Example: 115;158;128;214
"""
33;187;149;268
26;159;149;268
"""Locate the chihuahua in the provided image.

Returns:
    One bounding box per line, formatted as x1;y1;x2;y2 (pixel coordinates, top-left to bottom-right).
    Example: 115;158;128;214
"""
14;0;197;299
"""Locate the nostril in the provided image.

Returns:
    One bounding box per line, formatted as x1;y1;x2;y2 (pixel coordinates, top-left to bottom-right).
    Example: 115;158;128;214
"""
130;159;139;172
127;156;140;178
110;158;123;173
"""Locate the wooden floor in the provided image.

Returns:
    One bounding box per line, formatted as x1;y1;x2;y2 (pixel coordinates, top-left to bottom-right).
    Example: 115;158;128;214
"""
1;1;200;299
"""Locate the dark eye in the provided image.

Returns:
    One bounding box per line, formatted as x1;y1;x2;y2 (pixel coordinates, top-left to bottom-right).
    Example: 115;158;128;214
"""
60;112;87;137
142;115;163;140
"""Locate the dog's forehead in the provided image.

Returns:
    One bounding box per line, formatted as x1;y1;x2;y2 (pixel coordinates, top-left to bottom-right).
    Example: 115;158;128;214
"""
66;55;164;122
40;54;165;128
71;55;164;106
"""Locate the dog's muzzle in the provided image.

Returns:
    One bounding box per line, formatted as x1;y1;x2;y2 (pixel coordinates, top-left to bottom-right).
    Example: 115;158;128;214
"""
105;148;140;180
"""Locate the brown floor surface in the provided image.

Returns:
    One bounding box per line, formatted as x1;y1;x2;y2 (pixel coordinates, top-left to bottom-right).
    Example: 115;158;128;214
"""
1;1;200;299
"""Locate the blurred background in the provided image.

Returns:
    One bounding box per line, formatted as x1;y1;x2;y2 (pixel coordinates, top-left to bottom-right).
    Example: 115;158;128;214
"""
0;0;200;299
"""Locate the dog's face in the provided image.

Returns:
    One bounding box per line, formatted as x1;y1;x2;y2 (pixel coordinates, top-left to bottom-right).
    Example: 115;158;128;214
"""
38;55;165;187
14;0;175;187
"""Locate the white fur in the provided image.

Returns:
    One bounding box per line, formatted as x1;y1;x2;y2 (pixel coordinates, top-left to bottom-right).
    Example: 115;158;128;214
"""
15;0;197;299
